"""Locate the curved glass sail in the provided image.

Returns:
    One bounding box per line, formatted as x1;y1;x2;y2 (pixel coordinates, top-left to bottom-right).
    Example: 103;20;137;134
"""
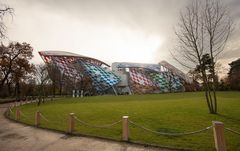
79;60;121;94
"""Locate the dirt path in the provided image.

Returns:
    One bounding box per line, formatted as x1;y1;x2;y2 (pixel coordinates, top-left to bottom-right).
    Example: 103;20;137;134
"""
0;103;176;151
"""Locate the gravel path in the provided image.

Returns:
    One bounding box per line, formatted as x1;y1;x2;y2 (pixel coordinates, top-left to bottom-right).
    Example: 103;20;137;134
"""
0;103;176;151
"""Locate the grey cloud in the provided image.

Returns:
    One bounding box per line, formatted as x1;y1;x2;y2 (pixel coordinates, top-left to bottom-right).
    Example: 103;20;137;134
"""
10;0;240;36
4;0;240;68
221;47;240;60
21;0;190;34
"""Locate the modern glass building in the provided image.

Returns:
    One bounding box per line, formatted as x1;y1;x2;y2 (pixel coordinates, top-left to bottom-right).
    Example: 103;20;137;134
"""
39;51;192;96
112;61;192;94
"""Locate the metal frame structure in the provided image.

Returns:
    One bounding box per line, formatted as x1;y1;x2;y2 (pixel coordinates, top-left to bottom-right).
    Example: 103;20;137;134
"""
39;51;191;96
39;51;120;95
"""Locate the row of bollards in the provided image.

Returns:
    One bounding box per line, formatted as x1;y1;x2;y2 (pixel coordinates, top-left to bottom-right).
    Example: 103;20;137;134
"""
11;108;226;151
67;113;129;141
12;100;36;108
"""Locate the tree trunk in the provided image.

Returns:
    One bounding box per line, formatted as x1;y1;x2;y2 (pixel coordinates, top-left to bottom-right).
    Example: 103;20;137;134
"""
212;72;218;113
201;70;215;113
52;82;56;97
6;79;12;96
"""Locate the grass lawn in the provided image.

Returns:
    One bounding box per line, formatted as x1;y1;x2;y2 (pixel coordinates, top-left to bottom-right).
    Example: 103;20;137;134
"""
9;92;240;151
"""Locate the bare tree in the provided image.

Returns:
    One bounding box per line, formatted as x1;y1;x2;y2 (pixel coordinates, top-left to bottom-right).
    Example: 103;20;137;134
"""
0;4;14;39
46;63;61;97
172;0;233;113
35;64;51;105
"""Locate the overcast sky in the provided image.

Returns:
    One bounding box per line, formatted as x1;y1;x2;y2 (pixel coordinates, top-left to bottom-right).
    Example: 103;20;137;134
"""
2;0;240;74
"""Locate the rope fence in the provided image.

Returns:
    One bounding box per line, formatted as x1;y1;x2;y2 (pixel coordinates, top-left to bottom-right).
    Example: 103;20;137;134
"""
129;120;212;136
54;115;67;123
10;98;51;108
6;106;240;151
38;112;67;126
39;113;50;122
19;110;30;118
224;127;240;135
74;116;121;129
9;107;13;114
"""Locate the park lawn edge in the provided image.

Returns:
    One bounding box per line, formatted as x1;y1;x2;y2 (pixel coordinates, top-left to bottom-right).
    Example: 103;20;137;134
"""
4;110;188;151
5;92;240;151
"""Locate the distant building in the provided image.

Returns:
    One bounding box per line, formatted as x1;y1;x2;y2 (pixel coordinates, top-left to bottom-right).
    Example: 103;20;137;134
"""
112;62;191;94
39;51;192;96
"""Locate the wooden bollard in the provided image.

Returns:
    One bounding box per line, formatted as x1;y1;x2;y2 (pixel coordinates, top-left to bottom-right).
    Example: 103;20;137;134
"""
35;111;41;126
68;113;75;133
15;108;20;121
122;116;129;141
213;121;226;151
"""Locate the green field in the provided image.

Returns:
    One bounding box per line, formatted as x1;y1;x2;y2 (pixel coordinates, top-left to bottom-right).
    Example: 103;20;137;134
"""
9;92;240;151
